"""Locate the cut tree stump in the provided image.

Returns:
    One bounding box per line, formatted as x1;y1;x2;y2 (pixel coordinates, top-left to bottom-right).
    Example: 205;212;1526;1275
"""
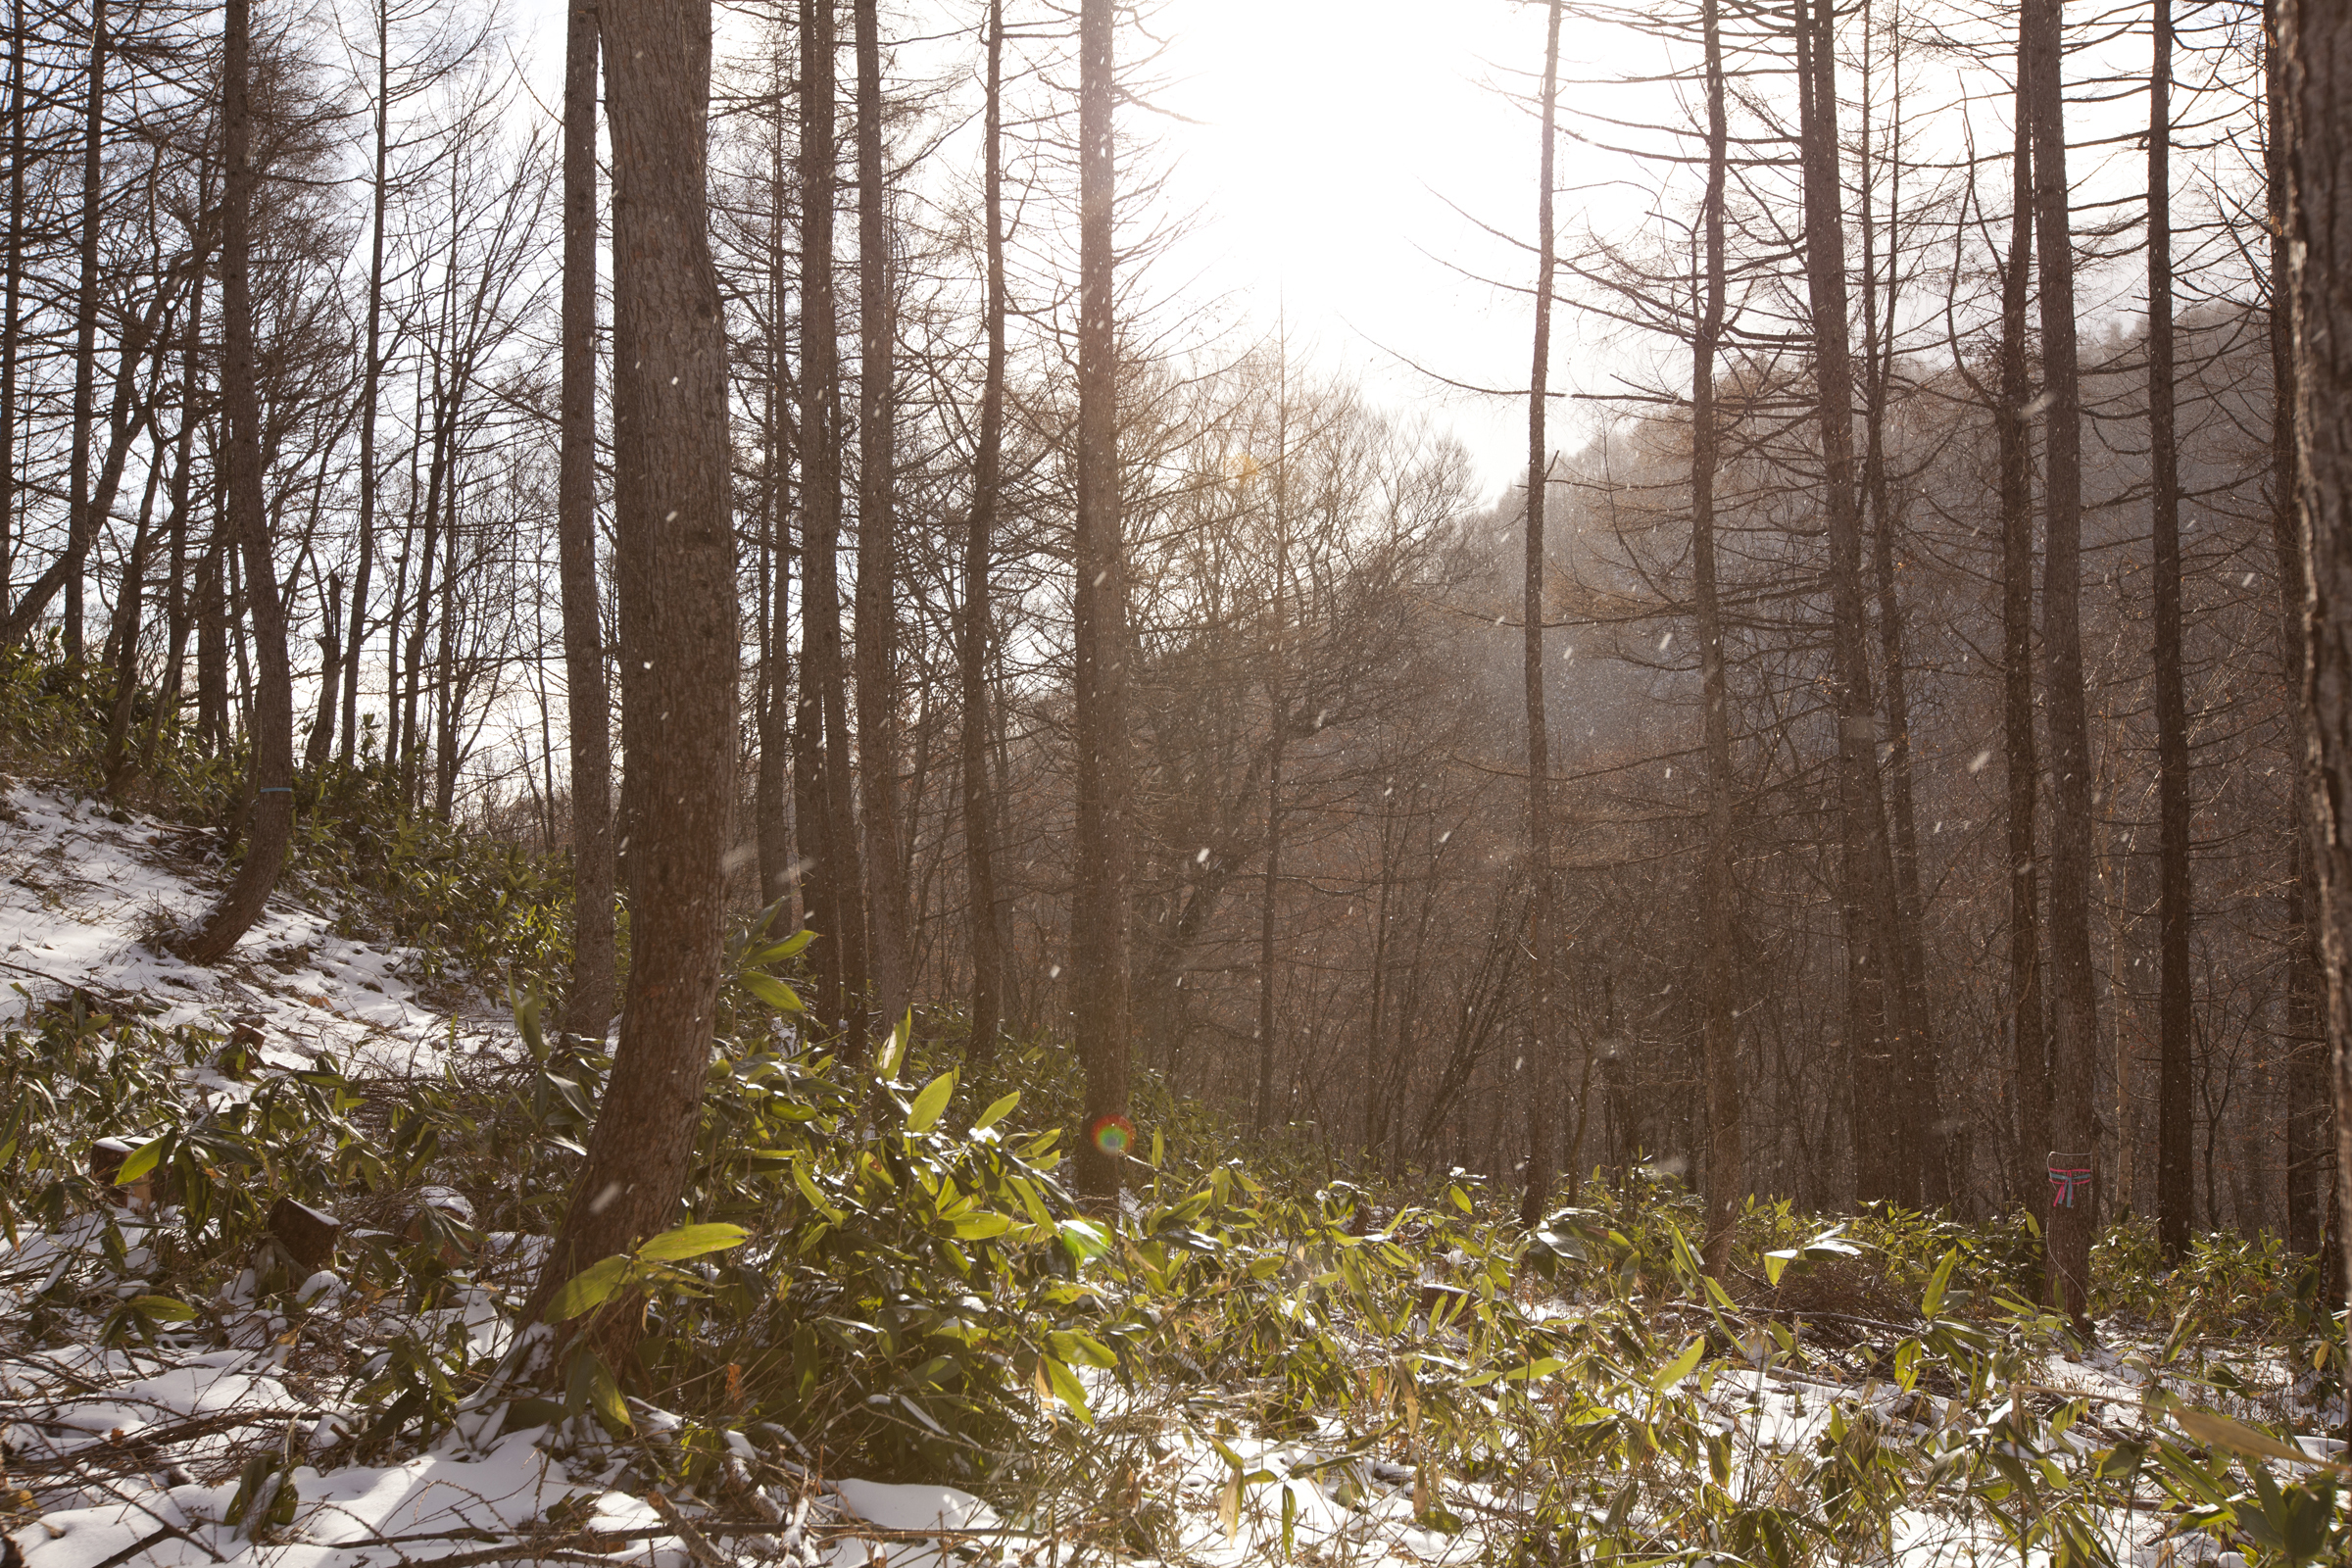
269;1197;341;1271
88;1137;152;1211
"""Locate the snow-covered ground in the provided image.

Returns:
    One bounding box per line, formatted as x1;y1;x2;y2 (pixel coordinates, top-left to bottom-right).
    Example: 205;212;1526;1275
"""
0;777;2340;1567
0;782;509;1073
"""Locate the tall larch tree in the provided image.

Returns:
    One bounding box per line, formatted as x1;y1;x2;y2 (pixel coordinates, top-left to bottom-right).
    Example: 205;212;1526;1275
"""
528;0;739;1348
2281;0;2352;1310
2149;0;2193;1260
1693;0;1740;1273
2023;0;2098;1322
1517;0;1563;1232
959;0;1007;1062
180;0;296;966
1071;0;1132;1200
558;0;616;1041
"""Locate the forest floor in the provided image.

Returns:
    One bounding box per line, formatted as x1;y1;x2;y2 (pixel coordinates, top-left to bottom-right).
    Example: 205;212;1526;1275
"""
0;772;2345;1568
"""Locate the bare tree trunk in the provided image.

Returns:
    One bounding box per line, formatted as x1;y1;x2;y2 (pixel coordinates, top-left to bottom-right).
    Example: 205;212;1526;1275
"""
100;387;168;768
2266;0;2331;1263
112;268;204;792
756;46;793;915
1796;0;1906;1209
0;0;28;610
142;335;199;774
854;0;910;1039
341;0;392;767
302;570;340;772
2024;0;2098;1323
1996;67;2047;1220
797;0;866;1047
1692;0;1740;1272
958;0;1005;1061
179;0;293;967
558;0;616;1040
2280;0;2352;1312
195;522;226;755
1856;33;1943;1208
63;0;105;660
1254;354;1290;1137
528;0;737;1353
2148;0;2194;1260
1516;0;1563;1232
1071;0;1131;1200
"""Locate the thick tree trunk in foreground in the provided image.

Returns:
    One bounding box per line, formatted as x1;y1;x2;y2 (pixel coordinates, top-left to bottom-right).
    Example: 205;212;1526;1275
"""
854;0;910;1041
1071;0;1132;1200
528;0;737;1348
2269;0;2331;1263
558;0;617;1042
2150;0;2194;1261
959;0;1006;1062
1518;0;1563;1232
1795;0;1907;1209
179;0;293;967
1693;0;1740;1273
2281;0;2352;1311
2024;0;2098;1324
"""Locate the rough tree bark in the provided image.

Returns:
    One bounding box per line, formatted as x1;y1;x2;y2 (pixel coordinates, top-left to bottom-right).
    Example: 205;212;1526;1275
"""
2280;0;2352;1311
557;0;617;1042
1517;0;1563;1233
1071;0;1132;1200
526;0;738;1351
2268;0;2331;1264
178;0;294;967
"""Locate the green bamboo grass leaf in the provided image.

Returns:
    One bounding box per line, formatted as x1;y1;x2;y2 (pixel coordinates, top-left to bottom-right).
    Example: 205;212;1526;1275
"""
2165;1399;2348;1472
129;1295;197;1322
636;1221;749;1262
115;1135;166;1186
1921;1247;1959;1319
1649;1336;1705;1393
906;1070;955;1134
741;971;805;1012
972;1089;1021;1131
544;1255;630;1322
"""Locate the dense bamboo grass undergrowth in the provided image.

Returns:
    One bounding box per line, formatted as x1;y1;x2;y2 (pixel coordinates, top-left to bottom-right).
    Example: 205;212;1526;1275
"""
1;649;2344;1566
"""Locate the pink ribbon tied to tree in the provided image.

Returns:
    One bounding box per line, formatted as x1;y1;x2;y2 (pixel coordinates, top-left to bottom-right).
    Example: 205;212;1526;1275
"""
2046;1152;2092;1208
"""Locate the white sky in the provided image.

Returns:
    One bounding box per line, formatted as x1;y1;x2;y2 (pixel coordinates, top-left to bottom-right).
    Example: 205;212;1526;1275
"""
1150;0;1564;494
497;0;1660;496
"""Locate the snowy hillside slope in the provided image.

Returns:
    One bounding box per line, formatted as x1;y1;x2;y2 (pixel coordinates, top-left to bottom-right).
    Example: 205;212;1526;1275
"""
0;781;507;1071
0;779;975;1568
